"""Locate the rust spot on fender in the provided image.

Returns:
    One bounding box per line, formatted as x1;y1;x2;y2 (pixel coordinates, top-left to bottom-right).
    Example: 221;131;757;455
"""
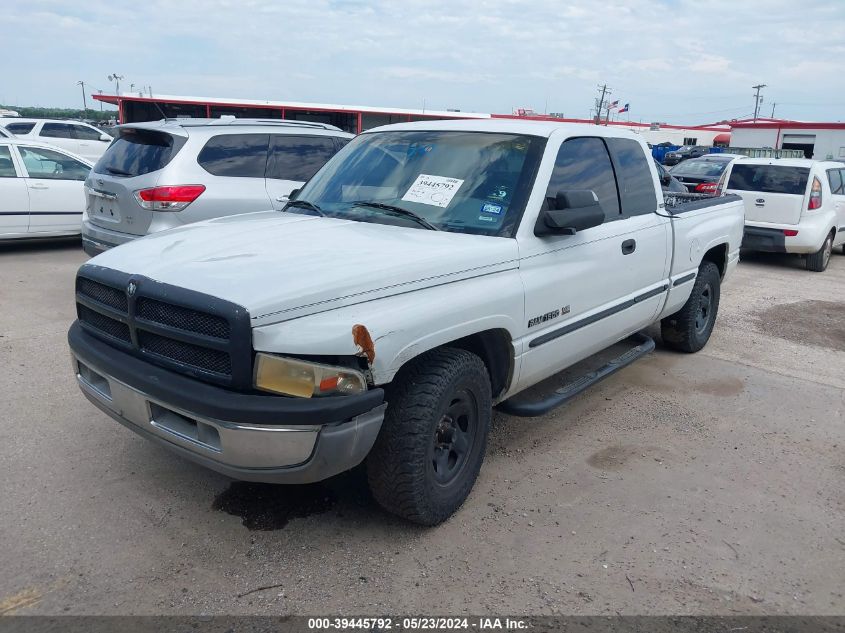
352;324;376;364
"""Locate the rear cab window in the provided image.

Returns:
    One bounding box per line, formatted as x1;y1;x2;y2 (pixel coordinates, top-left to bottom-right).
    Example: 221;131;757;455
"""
727;164;810;195
606;137;657;216
93;128;186;177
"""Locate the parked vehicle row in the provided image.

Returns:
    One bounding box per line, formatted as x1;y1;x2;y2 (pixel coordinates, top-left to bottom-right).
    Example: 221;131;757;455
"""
68;119;746;525
0;118;113;162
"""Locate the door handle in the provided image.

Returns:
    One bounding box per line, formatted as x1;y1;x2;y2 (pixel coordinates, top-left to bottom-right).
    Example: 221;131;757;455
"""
275;196;289;202
621;239;636;255
29;183;49;190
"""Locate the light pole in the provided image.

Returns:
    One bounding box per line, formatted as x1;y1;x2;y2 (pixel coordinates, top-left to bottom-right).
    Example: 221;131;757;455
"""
752;83;766;121
98;90;103;112
108;74;124;96
76;80;87;114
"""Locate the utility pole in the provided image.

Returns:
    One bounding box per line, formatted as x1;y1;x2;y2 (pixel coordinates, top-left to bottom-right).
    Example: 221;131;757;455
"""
770;102;777;118
752;83;766;121
98;90;103;111
594;84;610;125
76;81;87;114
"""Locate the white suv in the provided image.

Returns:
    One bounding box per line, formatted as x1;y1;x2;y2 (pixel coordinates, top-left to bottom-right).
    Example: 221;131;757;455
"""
0;119;113;162
721;158;845;271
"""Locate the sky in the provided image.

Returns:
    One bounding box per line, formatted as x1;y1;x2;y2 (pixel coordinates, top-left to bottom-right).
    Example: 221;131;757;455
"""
1;0;843;125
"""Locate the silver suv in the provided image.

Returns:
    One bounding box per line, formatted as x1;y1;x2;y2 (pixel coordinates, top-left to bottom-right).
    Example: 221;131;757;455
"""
82;118;353;255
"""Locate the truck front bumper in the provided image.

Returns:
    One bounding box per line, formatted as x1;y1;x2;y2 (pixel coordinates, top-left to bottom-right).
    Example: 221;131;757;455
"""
68;322;386;484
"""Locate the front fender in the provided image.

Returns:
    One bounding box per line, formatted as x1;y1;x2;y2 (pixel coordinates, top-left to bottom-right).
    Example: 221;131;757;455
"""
252;270;524;385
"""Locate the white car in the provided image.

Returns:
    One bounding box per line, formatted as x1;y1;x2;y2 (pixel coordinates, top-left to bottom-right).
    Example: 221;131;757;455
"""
68;119;744;525
0;138;92;240
721;158;845;271
0;119;113;162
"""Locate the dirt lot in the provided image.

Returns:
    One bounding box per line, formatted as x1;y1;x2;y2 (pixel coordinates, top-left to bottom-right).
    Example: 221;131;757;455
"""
1;240;843;616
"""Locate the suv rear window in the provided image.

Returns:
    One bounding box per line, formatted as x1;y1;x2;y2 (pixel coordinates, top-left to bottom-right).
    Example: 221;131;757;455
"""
93;129;185;177
5;122;35;134
728;164;810;195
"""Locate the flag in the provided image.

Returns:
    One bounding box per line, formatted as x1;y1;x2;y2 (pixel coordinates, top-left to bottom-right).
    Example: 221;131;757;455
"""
608;100;619;110
619;103;629;113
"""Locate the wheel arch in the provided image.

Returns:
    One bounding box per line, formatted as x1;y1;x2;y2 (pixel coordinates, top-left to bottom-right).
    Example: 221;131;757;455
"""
702;242;728;277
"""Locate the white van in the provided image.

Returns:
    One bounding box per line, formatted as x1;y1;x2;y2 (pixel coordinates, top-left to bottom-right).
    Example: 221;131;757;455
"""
721;158;845;271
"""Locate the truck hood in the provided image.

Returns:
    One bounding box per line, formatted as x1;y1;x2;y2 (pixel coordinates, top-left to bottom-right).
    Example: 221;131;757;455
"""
88;211;520;325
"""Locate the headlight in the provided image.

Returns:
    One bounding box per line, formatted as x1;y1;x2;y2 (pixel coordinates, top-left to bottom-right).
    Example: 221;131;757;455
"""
254;353;367;398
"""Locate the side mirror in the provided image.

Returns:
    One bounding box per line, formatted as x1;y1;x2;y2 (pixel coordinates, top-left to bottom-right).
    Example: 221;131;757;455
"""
100;134;111;142
289;188;300;200
534;190;605;236
660;173;671;186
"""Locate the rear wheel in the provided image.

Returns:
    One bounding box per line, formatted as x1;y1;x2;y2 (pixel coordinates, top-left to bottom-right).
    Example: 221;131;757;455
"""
807;232;834;272
661;261;721;353
366;347;492;526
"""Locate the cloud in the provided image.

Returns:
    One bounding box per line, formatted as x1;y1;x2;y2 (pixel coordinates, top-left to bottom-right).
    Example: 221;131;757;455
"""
0;0;843;123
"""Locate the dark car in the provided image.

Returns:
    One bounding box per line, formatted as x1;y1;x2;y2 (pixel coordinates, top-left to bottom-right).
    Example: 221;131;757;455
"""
668;154;742;194
663;145;710;166
655;160;688;193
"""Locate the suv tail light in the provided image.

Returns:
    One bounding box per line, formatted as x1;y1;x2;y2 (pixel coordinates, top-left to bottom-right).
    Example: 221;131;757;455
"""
134;185;206;211
807;177;822;210
695;182;718;194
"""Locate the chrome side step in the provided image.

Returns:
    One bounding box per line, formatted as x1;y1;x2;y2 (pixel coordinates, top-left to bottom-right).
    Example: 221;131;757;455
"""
497;333;655;418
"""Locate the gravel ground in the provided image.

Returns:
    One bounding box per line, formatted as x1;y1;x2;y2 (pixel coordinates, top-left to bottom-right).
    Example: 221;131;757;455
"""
1;240;843;616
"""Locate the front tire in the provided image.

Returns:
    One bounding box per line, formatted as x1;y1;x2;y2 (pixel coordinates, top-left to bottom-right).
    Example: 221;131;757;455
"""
807;232;833;272
661;261;721;353
366;347;492;526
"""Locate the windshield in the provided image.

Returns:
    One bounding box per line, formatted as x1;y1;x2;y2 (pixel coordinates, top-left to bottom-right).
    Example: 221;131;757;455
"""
670;159;729;178
292;130;545;236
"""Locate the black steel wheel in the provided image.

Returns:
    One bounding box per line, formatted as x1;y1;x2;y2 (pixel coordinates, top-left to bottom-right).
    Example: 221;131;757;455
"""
366;347;492;526
661;261;721;353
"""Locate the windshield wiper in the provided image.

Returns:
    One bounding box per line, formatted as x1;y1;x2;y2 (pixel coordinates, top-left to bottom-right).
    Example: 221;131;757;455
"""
105;166;132;176
284;199;325;216
351;201;440;231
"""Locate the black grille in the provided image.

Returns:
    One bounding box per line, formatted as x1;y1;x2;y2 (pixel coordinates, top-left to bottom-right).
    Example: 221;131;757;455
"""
139;331;232;376
137;297;230;339
78;304;131;343
77;278;128;312
75;269;250;389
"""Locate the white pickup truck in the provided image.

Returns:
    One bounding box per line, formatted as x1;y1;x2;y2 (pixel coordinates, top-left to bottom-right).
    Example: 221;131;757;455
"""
69;120;744;525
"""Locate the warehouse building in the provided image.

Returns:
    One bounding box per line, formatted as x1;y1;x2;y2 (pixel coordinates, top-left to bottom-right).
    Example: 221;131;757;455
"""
729;120;845;160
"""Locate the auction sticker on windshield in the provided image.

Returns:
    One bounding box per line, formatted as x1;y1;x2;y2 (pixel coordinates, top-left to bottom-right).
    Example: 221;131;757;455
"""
402;174;464;208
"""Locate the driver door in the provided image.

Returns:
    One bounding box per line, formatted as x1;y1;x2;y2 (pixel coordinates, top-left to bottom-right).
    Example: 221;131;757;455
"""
515;136;670;391
17;145;88;233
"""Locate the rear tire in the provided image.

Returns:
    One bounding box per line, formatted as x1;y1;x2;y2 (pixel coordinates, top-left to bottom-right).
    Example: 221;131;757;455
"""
807;232;834;272
661;261;721;353
366;347;492;526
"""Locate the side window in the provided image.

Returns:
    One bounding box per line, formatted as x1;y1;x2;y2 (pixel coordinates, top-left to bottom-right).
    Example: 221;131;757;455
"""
545;137;620;220
827;169;844;195
197;134;269;178
267;135;339;182
607;137;658;216
72;124;103;141
5;122;35;134
39;123;76;139
18;146;90;180
0;146;17;177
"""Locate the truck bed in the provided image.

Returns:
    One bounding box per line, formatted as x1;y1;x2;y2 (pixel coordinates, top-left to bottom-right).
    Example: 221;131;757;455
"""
663;192;742;215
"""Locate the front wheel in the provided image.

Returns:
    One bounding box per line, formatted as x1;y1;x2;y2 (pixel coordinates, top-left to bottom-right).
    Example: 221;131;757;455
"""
661;261;721;353
806;232;833;272
366;347;492;526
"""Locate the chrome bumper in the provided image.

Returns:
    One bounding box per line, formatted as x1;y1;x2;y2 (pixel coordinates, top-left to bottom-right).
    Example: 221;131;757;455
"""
71;353;386;483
